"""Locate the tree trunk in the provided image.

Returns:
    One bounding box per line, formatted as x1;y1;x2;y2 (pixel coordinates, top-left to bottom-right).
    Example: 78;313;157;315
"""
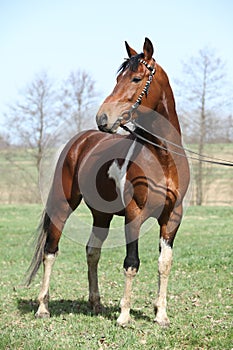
196;61;207;205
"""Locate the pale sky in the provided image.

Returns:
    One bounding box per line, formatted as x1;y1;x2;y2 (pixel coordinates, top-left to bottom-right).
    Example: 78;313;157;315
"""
1;0;233;126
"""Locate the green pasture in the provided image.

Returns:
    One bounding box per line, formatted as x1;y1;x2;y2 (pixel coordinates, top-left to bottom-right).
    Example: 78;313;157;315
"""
0;204;232;349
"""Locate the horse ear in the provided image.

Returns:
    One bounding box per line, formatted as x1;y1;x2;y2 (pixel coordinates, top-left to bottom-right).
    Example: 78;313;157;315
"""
143;37;154;60
125;41;138;58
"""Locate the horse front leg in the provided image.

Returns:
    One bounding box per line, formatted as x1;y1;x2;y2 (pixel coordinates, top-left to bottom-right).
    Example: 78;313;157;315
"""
154;237;173;326
117;265;138;326
117;216;140;326
154;205;182;326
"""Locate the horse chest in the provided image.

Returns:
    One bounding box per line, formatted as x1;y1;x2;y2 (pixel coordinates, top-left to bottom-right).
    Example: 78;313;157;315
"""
108;140;137;206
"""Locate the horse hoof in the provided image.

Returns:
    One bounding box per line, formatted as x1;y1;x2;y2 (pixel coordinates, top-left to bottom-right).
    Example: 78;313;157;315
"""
154;317;170;327
117;314;131;327
92;303;104;315
35;311;50;319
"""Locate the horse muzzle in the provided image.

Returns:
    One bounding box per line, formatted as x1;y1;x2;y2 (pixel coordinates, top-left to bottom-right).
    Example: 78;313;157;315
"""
96;113;123;133
96;110;133;133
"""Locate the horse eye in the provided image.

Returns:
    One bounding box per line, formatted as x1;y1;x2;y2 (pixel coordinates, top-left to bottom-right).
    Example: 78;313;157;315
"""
131;77;142;83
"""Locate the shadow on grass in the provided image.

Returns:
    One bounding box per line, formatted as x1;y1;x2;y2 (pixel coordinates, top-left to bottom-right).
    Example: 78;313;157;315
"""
17;298;151;322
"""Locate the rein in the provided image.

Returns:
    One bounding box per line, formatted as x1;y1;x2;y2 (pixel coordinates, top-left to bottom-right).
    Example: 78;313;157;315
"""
120;123;233;167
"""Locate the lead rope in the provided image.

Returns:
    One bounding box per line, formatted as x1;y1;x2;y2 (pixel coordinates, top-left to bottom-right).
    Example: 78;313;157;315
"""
132;120;233;166
120;123;233;167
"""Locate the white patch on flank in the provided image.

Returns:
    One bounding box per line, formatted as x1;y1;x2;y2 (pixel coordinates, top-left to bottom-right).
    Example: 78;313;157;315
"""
108;140;136;206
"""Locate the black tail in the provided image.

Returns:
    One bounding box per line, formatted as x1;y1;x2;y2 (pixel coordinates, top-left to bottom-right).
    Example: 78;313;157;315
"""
25;211;50;286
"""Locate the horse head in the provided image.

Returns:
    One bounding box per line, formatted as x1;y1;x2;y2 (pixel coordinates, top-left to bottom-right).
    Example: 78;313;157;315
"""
96;37;165;133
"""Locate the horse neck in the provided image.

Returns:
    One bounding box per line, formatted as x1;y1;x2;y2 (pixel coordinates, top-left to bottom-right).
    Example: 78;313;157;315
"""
154;64;181;135
135;84;182;147
157;77;181;135
134;65;182;146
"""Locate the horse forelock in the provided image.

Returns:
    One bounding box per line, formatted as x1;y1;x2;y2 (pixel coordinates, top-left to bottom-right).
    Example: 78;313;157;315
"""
117;53;144;74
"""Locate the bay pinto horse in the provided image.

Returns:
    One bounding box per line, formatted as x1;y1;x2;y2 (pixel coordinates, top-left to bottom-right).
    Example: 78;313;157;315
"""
26;38;190;327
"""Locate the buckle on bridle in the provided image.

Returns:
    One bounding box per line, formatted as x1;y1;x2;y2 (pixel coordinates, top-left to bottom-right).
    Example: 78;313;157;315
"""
120;110;133;122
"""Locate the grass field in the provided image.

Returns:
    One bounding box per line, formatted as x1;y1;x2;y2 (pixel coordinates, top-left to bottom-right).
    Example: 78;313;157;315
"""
0;204;232;349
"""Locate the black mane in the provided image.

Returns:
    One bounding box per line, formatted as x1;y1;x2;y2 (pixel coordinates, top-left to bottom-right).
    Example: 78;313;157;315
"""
117;53;144;74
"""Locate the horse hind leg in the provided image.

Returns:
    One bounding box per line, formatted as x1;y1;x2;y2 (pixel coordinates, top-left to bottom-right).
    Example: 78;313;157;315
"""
32;196;82;318
34;211;68;318
35;251;57;318
86;213;113;314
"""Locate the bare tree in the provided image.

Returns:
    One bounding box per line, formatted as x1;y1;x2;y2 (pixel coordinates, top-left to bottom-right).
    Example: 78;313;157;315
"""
0;133;10;149
175;47;228;205
225;115;233;142
1;72;60;203
60;70;99;132
2;69;101;203
4;71;59;172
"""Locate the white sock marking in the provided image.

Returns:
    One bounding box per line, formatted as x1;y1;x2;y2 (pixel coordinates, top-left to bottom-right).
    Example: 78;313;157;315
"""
155;238;172;326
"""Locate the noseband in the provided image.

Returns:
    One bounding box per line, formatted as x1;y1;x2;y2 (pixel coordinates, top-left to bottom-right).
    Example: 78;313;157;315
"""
120;59;156;122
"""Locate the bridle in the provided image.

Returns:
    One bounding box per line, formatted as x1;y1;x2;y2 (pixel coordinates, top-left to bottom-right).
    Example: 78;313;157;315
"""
117;59;233;168
112;58;233;167
119;58;156;122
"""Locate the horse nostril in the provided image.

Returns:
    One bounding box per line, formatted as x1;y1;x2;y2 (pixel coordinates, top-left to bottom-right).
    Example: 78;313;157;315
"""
98;113;108;130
